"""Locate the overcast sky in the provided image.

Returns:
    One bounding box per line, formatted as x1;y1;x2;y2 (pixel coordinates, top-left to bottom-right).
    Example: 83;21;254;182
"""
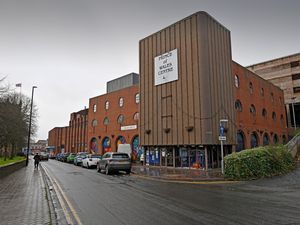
0;0;299;141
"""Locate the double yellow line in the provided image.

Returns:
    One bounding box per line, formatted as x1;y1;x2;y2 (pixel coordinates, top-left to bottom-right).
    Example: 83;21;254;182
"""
42;165;83;225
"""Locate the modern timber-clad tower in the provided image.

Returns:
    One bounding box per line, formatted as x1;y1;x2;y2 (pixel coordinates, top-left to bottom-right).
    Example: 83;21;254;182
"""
139;11;236;168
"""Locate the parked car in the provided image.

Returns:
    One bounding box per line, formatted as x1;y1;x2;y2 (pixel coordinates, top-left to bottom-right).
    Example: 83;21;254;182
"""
97;152;131;175
67;153;77;163
61;153;70;162
82;154;102;169
56;153;63;161
74;152;88;166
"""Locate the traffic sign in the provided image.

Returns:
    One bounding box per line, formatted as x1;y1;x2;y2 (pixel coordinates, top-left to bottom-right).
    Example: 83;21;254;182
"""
219;136;226;141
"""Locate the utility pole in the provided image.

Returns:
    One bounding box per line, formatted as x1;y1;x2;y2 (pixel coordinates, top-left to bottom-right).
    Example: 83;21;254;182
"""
26;86;37;166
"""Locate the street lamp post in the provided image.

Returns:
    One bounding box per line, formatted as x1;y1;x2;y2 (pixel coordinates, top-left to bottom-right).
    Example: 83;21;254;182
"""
291;97;296;131
219;119;228;174
26;86;37;167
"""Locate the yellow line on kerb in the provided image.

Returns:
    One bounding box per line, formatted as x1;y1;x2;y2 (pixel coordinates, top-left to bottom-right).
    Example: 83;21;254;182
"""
132;174;238;184
42;165;84;225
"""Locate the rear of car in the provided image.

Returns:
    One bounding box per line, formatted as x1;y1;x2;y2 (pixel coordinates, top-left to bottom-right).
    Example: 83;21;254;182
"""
98;152;131;175
40;152;49;161
82;154;102;168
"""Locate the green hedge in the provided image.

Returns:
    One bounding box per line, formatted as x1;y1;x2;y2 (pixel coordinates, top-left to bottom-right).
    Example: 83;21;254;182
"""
224;145;296;180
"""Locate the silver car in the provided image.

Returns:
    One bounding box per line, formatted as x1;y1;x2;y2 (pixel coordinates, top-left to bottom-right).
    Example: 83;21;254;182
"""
97;152;131;175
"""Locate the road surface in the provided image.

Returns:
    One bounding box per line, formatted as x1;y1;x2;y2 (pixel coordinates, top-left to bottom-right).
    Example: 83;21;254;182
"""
42;160;300;225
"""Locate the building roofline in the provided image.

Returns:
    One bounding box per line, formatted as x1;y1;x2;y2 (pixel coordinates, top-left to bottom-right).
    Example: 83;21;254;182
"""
89;83;139;101
246;52;300;68
139;11;230;43
232;60;284;93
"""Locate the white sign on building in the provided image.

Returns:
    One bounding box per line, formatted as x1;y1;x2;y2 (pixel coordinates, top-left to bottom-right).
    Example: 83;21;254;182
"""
154;49;178;86
121;125;137;131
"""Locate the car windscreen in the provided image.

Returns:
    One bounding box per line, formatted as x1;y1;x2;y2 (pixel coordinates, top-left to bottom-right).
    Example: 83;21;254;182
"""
112;154;129;159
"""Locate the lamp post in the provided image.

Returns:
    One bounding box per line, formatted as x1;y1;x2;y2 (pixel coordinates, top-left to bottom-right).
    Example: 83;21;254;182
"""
219;119;228;174
26;86;37;166
291;97;296;131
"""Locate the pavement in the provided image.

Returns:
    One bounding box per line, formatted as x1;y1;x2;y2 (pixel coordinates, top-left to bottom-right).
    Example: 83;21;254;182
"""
131;163;225;181
0;158;55;225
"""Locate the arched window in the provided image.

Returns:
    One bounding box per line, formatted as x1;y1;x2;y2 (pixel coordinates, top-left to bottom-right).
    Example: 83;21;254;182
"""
234;75;239;88
250;104;256;116
235;100;243;112
260;88;264;97
272;112;277;122
119;97;124;107
133;112;139;121
105;101;109;110
103;117;109;125
250;132;259;148
91;119;98;127
135;93;140;104
117;114;125;124
273;134;278;144
263;133;269;146
271;92;274;102
237;130;245;152
280;114;284;127
262;108;267;119
249;82;253;94
93;104;97;112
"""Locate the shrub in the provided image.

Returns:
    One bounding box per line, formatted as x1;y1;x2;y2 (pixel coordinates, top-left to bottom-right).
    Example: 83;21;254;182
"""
225;145;296;180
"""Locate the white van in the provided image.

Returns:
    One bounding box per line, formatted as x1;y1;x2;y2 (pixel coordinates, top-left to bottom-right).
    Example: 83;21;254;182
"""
117;144;132;158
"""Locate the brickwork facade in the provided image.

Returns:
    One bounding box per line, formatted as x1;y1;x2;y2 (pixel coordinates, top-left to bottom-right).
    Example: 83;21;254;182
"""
48;108;88;155
233;61;288;150
88;85;140;158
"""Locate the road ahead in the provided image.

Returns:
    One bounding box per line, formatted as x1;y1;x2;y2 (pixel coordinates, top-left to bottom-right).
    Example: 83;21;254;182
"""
42;160;300;225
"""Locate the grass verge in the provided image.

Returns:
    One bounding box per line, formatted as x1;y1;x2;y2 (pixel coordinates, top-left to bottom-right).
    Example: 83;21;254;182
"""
0;156;26;167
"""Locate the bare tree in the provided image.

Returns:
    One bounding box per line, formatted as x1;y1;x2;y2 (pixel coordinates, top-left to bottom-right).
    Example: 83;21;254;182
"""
0;79;38;159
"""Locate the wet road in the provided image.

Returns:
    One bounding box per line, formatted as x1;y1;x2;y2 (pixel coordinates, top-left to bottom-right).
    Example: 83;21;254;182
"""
42;160;300;225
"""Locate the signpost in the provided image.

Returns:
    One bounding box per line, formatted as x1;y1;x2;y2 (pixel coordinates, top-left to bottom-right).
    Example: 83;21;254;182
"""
219;119;228;174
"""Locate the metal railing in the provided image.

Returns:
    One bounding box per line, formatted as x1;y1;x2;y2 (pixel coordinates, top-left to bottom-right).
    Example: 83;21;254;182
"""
286;134;300;158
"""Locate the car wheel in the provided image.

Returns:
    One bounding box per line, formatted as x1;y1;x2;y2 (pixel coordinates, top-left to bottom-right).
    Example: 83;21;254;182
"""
87;163;90;169
97;164;101;173
125;170;131;175
105;165;110;175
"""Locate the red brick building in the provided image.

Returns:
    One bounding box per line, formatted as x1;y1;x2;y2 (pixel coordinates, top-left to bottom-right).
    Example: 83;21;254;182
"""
48;108;88;154
48;126;68;155
233;61;288;151
87;73;140;159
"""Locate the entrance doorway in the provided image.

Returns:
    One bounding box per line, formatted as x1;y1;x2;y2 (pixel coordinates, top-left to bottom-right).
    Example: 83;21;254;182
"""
161;148;174;167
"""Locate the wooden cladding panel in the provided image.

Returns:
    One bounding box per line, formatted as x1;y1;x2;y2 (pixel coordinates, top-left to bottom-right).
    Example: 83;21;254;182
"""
140;12;236;146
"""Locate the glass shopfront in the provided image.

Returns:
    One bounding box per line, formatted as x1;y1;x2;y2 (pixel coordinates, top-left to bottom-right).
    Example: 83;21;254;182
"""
145;145;231;169
146;147;206;169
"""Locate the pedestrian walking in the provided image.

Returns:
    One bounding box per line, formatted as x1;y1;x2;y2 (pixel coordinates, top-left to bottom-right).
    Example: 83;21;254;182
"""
34;153;41;169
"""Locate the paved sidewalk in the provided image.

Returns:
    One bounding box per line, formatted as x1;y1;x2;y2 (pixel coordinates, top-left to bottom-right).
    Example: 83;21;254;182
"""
131;164;224;181
0;159;53;225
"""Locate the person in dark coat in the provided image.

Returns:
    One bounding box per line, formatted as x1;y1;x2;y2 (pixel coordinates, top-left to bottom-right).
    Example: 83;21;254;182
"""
33;153;41;169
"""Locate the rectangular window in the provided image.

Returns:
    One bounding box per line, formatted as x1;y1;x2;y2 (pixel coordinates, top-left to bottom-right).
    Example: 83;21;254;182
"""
292;73;300;80
291;61;299;68
293;86;300;93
